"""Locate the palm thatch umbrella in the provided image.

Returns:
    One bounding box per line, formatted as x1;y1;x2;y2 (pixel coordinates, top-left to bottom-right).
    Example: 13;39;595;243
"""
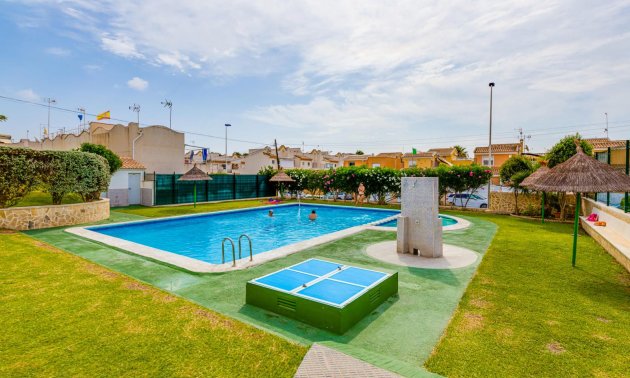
269;170;294;198
521;161;550;223
524;143;630;266
178;164;211;208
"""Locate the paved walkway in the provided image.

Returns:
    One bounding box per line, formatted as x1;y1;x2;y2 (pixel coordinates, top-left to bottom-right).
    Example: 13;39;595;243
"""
295;344;401;378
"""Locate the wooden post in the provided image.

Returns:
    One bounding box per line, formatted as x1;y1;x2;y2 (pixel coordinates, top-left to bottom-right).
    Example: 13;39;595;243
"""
541;192;545;224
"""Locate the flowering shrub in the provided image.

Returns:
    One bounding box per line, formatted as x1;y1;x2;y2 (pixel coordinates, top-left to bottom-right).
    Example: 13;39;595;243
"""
265;164;491;205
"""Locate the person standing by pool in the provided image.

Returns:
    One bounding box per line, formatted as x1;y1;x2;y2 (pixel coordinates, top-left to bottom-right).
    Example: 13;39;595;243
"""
308;210;317;221
356;183;366;205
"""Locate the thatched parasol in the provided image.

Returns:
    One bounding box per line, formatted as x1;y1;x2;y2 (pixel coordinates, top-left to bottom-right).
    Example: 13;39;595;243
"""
269;170;295;183
269;169;294;199
178;164;212;207
521;162;550;223
524;143;630;266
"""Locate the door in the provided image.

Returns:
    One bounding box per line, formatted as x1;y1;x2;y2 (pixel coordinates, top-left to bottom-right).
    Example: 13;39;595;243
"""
128;173;141;205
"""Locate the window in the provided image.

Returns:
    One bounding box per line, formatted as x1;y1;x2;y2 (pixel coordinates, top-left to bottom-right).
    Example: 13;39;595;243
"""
408;160;417;167
271;160;275;164
372;163;381;168
482;156;494;166
349;162;355;166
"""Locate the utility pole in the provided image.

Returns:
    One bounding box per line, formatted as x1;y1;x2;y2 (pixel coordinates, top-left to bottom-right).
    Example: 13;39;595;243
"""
487;82;495;206
225;123;231;173
161;99;173;128
604;112;609;138
45;97;56;133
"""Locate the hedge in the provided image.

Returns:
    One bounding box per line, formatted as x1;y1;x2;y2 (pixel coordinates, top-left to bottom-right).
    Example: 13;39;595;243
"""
261;164;492;205
0;147;111;207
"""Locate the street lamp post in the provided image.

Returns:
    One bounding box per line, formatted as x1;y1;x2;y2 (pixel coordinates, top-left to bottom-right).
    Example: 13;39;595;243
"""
45;97;56;136
487;82;495;207
77;107;86;131
161;99;173;128
225;123;231;173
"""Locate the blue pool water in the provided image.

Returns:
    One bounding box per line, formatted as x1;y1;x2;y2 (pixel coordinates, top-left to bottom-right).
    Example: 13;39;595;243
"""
90;204;397;264
252;258;389;306
380;215;458;228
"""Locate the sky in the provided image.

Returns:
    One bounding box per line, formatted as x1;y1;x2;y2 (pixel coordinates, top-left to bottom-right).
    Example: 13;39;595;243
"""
1;0;629;155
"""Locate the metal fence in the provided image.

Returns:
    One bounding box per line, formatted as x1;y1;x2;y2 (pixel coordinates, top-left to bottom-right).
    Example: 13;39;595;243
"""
153;174;275;206
595;140;629;212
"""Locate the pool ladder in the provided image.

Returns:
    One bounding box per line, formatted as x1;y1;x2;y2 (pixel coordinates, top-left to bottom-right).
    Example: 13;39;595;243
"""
221;234;253;267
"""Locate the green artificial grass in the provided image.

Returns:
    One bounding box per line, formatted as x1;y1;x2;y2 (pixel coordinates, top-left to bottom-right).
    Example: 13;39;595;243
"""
15;190;84;207
114;199;271;217
26;206;495;377
113;198;402;218
0;232;306;377
425;213;630;377
10;199;629;377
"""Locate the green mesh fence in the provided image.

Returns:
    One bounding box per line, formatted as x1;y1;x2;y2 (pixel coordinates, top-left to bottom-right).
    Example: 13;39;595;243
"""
154;174;275;205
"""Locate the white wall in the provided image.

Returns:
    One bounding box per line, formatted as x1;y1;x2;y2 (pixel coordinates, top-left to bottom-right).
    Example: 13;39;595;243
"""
108;169;144;190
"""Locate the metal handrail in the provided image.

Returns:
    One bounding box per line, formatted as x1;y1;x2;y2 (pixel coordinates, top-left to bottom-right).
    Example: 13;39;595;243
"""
238;234;253;261
222;237;236;267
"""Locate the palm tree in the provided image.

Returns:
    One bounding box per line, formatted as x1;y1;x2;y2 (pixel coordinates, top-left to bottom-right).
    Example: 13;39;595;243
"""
454;145;468;158
0;114;7;122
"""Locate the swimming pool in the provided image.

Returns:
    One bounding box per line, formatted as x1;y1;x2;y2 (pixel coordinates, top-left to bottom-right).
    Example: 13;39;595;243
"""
86;204;398;265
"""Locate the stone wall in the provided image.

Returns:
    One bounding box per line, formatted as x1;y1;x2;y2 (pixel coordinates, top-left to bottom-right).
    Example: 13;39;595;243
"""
490;192;575;214
0;199;110;230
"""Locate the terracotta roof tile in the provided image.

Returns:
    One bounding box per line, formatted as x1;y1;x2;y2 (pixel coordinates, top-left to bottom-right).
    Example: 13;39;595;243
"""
474;143;521;154
584;138;627;150
428;148;456;156
402;152;435;158
120;157;145;169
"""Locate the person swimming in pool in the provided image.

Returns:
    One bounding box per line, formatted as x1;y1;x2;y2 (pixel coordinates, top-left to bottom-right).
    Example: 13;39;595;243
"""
308;210;317;221
268;210;274;217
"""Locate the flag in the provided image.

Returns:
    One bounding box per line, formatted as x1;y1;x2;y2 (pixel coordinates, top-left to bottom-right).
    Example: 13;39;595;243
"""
77;114;83;121
202;148;208;162
189;150;194;161
96;110;110;120
412;148;417;155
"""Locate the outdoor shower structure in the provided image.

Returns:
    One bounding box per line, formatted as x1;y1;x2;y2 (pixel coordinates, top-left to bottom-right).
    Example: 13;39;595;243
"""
396;177;443;258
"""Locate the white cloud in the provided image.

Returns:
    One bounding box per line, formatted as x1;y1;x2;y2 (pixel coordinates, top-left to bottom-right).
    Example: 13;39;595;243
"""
45;47;71;56
16;89;40;102
127;77;148;91
101;34;143;58
17;1;630;152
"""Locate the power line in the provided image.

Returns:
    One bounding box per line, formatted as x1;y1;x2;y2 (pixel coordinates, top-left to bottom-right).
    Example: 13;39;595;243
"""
0;94;268;146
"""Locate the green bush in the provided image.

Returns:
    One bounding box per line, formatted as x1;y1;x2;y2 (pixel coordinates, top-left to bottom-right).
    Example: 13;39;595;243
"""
79;143;122;173
0;147;111;206
264;164;492;205
0;148;41;207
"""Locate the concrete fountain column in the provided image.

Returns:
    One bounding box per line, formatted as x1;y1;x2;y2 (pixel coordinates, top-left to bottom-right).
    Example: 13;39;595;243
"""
396;177;443;258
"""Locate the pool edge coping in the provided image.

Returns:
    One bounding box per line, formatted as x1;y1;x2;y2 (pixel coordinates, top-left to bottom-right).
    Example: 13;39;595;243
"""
65;203;400;273
368;214;471;232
